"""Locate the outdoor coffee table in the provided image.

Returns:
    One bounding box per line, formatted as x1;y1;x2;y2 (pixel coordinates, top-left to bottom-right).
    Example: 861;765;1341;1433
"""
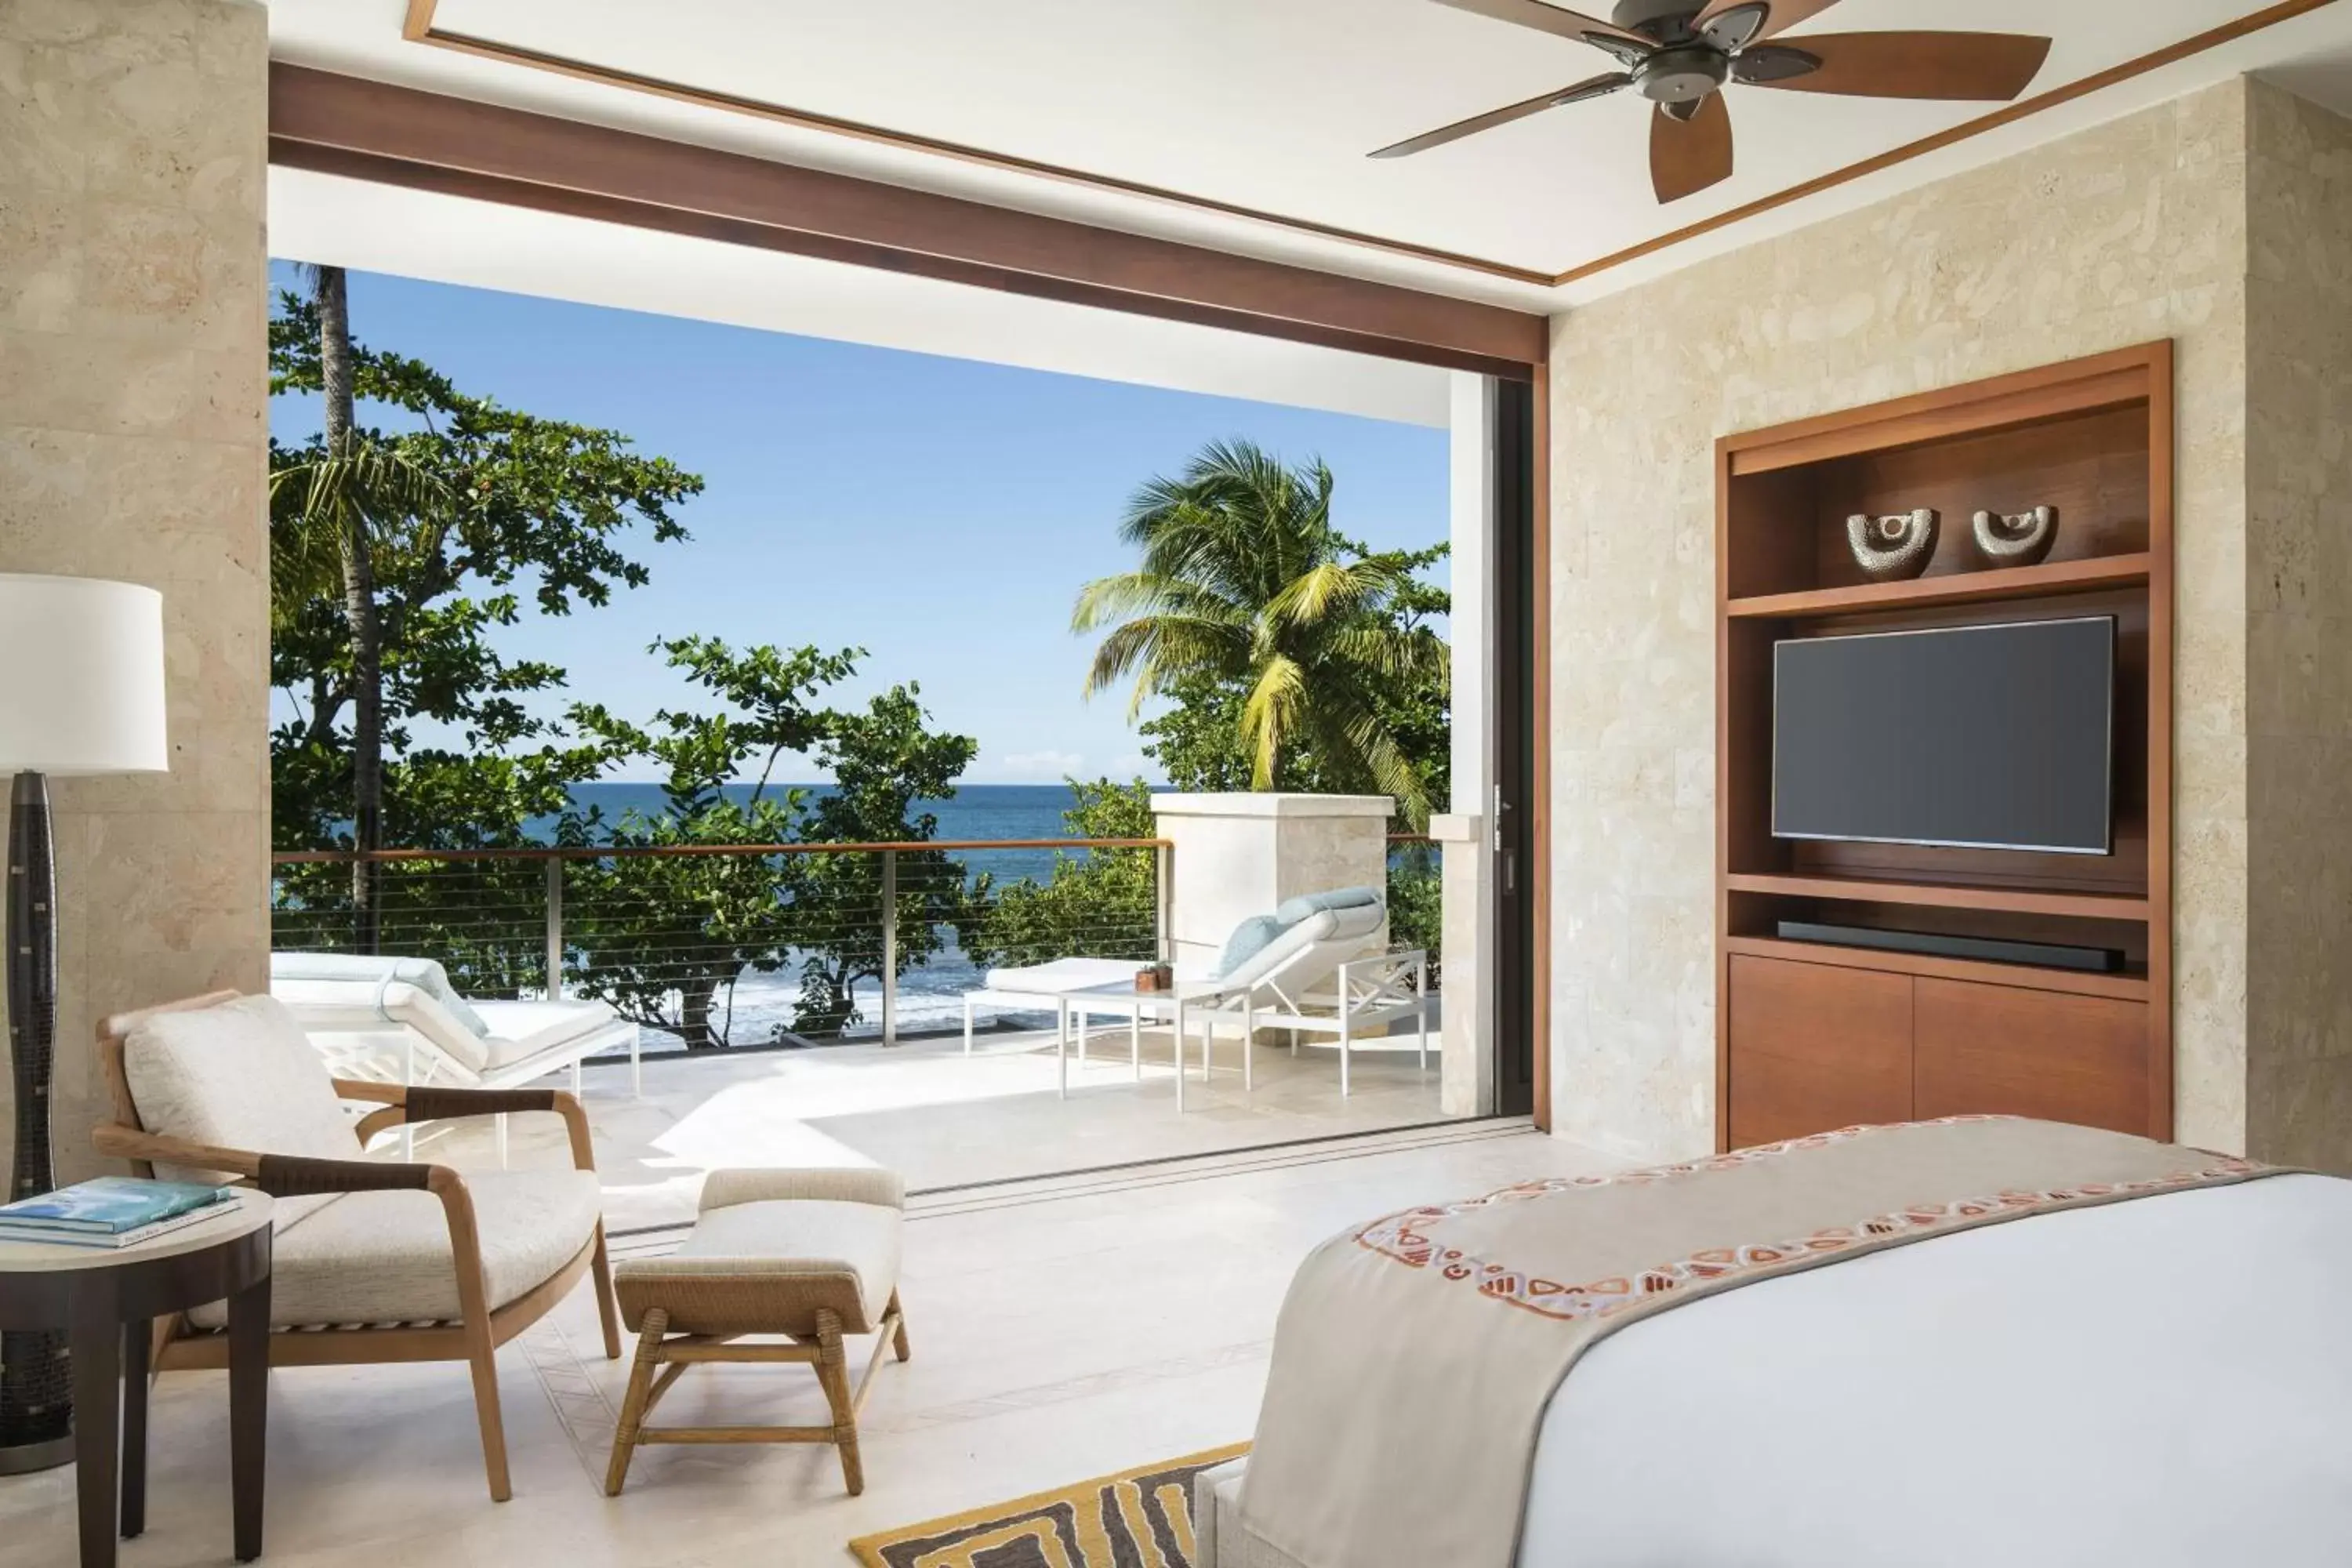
0;1189;274;1567
965;964;1249;1109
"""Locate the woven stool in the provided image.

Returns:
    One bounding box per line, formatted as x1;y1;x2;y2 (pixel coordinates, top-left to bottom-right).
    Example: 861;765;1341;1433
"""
604;1165;910;1496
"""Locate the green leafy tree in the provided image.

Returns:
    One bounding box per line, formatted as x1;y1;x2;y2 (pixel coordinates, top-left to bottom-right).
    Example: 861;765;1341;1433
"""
561;638;977;1047
955;779;1159;971
1075;440;1450;826
268;285;703;870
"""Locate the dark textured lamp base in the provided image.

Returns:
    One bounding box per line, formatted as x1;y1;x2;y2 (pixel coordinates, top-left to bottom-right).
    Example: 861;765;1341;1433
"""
2;770;73;1472
0;1429;74;1476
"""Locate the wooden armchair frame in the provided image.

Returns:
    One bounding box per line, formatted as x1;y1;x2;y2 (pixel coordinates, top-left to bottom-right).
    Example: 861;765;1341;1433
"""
90;992;622;1502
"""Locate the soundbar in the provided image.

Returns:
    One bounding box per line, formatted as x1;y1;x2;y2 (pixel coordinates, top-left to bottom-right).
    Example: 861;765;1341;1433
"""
1774;920;2125;975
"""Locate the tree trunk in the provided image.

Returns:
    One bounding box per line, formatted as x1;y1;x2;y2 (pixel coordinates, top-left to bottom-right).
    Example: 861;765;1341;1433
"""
316;266;385;953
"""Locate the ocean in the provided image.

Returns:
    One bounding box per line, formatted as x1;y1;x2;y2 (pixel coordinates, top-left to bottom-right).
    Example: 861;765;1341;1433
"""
549;781;1113;886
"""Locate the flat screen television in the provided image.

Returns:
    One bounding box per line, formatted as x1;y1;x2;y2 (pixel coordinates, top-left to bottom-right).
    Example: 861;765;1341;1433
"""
1772;616;2115;855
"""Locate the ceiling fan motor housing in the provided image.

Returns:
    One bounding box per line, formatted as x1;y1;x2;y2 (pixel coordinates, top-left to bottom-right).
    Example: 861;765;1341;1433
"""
1635;45;1730;108
1610;0;1708;38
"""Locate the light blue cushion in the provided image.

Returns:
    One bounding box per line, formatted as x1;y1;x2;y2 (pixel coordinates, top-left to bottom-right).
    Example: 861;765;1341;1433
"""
1213;914;1287;981
269;952;493;1040
1272;886;1383;927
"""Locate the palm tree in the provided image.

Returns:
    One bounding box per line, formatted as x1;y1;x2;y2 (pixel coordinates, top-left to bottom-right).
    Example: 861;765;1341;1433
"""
268;264;441;949
1073;439;1448;825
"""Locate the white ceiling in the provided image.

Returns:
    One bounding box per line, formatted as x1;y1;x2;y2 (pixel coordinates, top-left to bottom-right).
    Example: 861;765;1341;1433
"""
266;0;2352;307
266;165;1455;426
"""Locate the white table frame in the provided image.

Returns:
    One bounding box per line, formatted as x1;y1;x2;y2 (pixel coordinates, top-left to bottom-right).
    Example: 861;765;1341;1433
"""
964;978;1249;1110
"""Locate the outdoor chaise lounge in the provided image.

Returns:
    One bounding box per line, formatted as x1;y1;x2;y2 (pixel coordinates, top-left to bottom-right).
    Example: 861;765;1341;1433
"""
270;952;641;1162
963;887;1428;1101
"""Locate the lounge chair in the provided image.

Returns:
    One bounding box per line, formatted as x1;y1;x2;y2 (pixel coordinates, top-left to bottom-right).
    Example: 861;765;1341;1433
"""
966;887;1428;1098
270;952;641;1162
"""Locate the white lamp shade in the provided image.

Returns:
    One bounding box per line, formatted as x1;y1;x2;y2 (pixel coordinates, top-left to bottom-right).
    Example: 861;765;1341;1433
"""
0;574;169;775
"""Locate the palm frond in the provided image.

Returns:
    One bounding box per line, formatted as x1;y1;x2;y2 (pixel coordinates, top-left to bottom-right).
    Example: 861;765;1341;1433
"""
1239;655;1307;789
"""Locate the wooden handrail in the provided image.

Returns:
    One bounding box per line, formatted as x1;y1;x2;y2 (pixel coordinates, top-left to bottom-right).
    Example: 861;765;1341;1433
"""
270;837;1172;866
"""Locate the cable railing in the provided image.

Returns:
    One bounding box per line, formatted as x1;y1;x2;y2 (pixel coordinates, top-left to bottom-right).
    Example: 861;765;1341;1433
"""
271;830;1442;1059
270;838;1171;1055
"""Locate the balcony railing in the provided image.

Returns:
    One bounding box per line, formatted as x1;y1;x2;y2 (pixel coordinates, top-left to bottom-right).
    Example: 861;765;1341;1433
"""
270;833;1443;1058
270;837;1171;1053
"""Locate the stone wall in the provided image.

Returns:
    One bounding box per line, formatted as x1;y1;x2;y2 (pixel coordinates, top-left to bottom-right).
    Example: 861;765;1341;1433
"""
2244;83;2352;1170
1547;81;2257;1161
0;0;270;1179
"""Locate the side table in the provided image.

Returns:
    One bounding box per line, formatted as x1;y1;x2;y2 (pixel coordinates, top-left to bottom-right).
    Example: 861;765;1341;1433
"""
0;1189;274;1566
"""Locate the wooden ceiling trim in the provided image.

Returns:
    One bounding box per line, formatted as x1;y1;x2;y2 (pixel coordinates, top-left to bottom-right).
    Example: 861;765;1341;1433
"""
267;64;1552;376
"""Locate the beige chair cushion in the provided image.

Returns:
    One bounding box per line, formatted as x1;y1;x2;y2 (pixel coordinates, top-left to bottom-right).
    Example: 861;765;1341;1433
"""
702;1164;903;1212
615;1197;902;1338
187;1167;604;1330
123;995;361;1184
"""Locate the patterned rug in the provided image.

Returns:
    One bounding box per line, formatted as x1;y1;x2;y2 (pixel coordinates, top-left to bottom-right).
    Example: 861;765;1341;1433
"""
848;1443;1250;1568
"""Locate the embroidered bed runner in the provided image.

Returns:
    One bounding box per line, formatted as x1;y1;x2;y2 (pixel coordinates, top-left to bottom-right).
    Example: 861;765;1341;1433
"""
1238;1116;2283;1568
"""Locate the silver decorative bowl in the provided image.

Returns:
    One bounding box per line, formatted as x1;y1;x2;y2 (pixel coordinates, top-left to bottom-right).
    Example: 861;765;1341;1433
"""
1846;508;1939;582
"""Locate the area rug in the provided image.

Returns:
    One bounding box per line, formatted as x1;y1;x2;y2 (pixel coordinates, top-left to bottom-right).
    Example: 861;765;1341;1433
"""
848;1443;1250;1568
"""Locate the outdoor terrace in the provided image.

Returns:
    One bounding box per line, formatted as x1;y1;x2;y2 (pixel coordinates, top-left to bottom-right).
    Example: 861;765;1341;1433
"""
270;828;1454;1234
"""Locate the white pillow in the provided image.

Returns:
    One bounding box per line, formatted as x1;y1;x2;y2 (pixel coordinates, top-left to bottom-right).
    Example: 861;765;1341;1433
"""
124;995;361;1182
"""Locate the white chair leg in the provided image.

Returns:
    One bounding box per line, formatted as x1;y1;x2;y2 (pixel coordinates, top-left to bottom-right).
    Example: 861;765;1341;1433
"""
572;1058;584;1099
1056;1000;1069;1099
1130;1009;1142;1081
630;1032;642;1098
1338;962;1353;1100
1243;1002;1254;1094
963;995;975;1054
1174;999;1186;1112
1416;959;1429;1069
495;1112;510;1167
1076;1007;1088;1070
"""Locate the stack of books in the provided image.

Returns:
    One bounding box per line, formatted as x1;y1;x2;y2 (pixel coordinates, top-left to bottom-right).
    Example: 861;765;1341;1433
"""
0;1176;238;1250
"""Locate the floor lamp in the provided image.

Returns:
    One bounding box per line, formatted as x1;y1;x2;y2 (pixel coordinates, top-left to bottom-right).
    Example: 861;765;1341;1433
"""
0;575;168;1475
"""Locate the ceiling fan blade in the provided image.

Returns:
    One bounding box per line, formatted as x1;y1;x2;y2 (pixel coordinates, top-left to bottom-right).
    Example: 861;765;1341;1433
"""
1370;72;1632;158
1650;93;1733;204
1699;0;1842;41
1750;31;2053;101
1431;0;1651;50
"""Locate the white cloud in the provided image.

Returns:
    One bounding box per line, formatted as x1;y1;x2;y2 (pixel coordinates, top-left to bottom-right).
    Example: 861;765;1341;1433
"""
1109;753;1156;779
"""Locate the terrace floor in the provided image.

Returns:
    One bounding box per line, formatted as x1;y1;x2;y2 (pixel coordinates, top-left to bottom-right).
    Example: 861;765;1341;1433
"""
1;1121;1609;1568
434;1010;1455;1233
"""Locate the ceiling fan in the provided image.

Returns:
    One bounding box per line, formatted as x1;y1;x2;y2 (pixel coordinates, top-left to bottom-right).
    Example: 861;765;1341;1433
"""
1372;0;2053;204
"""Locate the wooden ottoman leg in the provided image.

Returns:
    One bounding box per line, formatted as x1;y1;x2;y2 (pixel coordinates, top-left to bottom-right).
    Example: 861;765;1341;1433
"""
605;1309;668;1497
888;1290;911;1363
814;1309;864;1496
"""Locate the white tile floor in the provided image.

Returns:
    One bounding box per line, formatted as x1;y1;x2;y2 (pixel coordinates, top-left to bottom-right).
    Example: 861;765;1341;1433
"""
1;1122;1619;1568
457;1018;1455;1234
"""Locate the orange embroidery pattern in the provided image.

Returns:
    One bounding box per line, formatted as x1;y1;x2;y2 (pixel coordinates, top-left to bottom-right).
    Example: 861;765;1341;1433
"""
1354;1117;2263;1322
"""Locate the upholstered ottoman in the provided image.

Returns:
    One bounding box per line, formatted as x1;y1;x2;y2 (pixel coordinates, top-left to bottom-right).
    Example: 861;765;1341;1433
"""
604;1165;910;1496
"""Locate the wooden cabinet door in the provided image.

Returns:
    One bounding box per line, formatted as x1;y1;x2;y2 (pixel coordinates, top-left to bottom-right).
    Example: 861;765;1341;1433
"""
1726;956;1913;1149
1913;978;2151;1135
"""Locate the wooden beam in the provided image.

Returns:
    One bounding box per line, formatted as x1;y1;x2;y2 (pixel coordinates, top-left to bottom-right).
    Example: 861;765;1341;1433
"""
267;64;1548;377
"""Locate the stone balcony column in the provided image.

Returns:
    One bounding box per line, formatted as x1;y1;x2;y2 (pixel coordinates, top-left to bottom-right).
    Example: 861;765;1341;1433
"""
1148;793;1392;978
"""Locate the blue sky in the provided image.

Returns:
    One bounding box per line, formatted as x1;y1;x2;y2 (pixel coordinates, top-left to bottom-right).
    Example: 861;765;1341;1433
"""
267;263;1449;784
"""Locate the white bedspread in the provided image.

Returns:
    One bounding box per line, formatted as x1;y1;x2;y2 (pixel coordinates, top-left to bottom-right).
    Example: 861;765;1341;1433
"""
1517;1173;2352;1566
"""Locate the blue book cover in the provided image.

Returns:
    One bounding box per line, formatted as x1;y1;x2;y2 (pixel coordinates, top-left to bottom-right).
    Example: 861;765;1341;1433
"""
0;1176;234;1234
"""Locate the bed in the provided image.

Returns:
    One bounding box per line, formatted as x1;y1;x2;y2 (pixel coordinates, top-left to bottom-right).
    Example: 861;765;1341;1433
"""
1200;1120;2352;1568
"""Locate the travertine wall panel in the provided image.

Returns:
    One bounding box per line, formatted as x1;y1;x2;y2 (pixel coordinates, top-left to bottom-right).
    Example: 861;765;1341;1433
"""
0;0;269;1180
1548;83;2252;1160
2244;82;2352;1172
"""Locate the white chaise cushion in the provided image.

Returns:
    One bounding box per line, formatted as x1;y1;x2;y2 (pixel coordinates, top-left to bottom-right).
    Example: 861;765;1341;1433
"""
270;951;493;1038
188;1167;604;1329
466;997;628;1071
1215;902;1384;991
122;995;362;1184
